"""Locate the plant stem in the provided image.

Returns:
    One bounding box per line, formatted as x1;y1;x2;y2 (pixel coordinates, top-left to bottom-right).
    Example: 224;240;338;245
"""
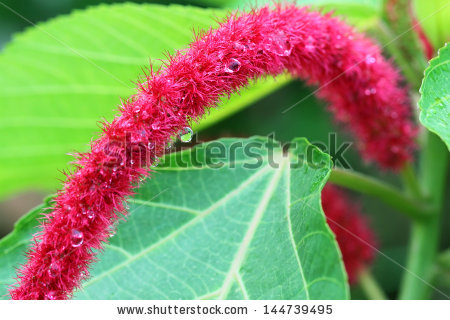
401;163;424;199
359;270;388;300
329;168;431;220
399;132;449;299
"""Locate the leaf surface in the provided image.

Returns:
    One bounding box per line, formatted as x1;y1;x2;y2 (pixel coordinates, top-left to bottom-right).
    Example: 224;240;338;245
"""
0;137;348;300
419;43;450;149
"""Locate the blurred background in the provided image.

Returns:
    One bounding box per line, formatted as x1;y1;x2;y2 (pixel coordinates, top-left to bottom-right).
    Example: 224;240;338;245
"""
0;0;448;299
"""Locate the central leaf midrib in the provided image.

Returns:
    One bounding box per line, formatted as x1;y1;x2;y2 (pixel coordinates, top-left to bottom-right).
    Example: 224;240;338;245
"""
218;157;289;299
286;163;310;299
80;162;275;291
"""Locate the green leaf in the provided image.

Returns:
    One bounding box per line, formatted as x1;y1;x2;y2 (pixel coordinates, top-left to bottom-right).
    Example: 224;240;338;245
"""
413;0;450;50
225;0;383;29
419;43;450;149
0;137;349;300
0;3;286;198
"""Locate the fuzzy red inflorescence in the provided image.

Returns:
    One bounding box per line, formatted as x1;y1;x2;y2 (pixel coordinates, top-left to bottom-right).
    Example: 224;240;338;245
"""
321;184;377;284
10;5;415;299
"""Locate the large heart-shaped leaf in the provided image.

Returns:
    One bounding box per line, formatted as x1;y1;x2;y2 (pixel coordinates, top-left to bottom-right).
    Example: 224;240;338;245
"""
419;43;450;149
0;3;288;198
0;137;348;299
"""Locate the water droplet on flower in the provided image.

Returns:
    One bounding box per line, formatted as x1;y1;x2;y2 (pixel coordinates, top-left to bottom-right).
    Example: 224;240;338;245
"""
87;210;95;220
305;36;315;52
151;158;160;168
224;58;241;73
107;225;117;238
130;159;135;165
71;229;84;248
48;262;60;278
391;145;400;153
365;55;376;64
45;291;57;300
151;123;160;130
233;42;247;52
267;31;293;56
179;127;193;143
141;110;149;120
364;88;377;96
305;44;315;51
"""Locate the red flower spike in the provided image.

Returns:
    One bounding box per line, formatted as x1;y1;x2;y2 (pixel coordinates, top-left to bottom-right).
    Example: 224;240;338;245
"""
10;5;413;299
322;184;377;284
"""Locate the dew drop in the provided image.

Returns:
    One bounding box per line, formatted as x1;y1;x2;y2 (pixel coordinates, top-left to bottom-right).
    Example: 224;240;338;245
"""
151;158;160;168
48;262;60;278
391;145;400;153
224;58;241;73
267;31;293;56
305;44;315;51
151;123;160;130
305;36;315;52
87;210;95;220
107;225;117;238
364;87;377;96
180;127;193;143
71;229;84;248
45;291;57;300
233;42;247;52
365;55;376;64
130;159;135;165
